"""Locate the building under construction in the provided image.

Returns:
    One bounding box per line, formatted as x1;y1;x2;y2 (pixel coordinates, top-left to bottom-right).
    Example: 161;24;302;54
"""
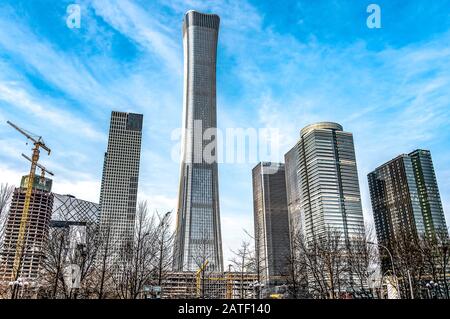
0;176;53;283
158;271;258;299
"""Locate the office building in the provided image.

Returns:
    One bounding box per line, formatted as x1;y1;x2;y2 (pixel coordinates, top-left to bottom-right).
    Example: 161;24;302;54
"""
173;10;223;272
98;111;143;264
368;149;448;249
286;122;365;242
409;150;448;239
252;162;291;286
284;122;366;294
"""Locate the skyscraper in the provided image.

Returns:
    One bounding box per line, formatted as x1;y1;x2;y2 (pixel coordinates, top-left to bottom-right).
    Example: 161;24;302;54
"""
285;122;366;242
98;111;143;263
284;122;367;294
173;10;223;272
409;150;448;239
0;176;53;282
252;162;291;286
368;149;448;250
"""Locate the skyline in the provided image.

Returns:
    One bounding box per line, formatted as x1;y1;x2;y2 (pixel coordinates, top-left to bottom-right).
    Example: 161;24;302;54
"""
0;0;450;265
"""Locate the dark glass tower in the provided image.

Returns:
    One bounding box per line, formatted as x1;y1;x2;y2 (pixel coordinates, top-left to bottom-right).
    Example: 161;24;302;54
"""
368;149;448;250
409;150;448;239
252;162;291;285
173;11;223;272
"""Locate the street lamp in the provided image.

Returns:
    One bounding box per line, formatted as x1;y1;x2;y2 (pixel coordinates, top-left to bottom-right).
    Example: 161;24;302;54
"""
367;241;401;299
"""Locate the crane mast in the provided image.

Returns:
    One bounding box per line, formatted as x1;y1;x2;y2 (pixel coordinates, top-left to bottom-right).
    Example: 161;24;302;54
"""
6;121;52;284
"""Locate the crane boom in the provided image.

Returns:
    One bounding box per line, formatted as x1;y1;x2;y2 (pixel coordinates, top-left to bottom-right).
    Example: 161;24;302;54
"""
7;121;51;155
21;153;54;176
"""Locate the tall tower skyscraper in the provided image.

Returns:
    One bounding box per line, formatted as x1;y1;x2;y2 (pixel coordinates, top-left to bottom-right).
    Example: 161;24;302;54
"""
173;10;223;272
409;150;448;239
368;149;448;251
99;111;143;263
252;162;291;286
285;122;366;243
284;122;366;294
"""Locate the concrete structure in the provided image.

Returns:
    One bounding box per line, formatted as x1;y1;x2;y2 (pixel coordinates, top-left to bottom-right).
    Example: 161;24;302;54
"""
98;111;143;264
159;271;257;299
0;176;53;282
173;10;223;272
252;162;291;286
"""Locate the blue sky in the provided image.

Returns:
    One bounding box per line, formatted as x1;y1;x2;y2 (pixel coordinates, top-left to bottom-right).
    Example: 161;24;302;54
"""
0;0;449;263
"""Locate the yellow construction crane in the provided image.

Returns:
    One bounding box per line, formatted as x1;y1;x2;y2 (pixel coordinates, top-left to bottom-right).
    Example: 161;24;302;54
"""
6;121;51;283
21;153;54;182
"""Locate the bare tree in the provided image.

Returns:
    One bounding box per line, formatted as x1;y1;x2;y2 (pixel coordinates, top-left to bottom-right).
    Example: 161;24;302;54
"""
389;231;424;299
417;230;450;299
243;228;268;299
285;222;309;299
0;183;14;247
113;201;158;299
229;240;253;299
293;228;350;299
152;211;174;289
38;223;102;299
91;223;117;299
73;224;102;299
38;227;70;298
347;225;378;298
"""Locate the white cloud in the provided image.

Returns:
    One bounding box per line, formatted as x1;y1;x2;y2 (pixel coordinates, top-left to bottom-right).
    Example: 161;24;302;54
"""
221;213;254;265
0;82;105;141
91;0;182;73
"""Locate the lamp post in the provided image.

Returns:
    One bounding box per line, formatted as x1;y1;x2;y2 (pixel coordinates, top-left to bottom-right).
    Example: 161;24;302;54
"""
367;242;401;299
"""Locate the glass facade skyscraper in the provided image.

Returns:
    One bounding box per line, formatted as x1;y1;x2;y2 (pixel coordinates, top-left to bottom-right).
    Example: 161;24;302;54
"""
285;122;365;243
368;149;448;250
409;150;448;239
252;162;291;285
173;11;223;272
98;111;143;264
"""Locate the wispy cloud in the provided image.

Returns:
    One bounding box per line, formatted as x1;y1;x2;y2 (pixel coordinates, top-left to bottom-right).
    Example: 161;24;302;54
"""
90;0;182;73
0;81;105;141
